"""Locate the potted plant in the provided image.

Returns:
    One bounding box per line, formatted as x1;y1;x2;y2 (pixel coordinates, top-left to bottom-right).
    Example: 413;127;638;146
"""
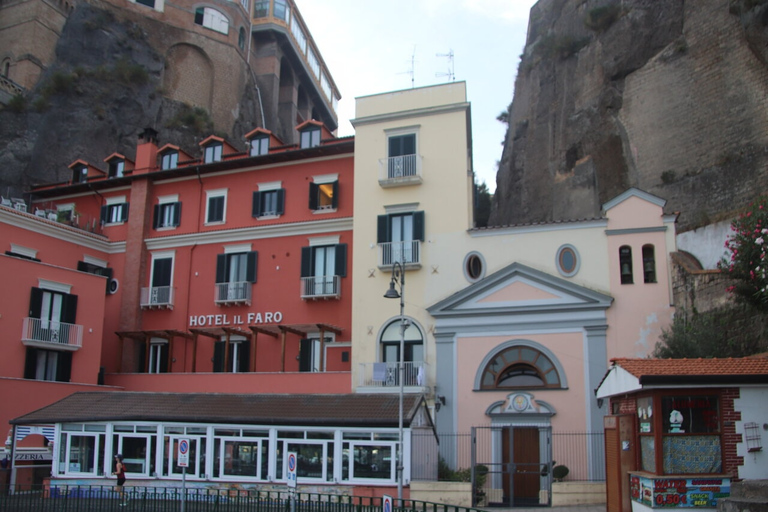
474;464;489;505
553;464;569;482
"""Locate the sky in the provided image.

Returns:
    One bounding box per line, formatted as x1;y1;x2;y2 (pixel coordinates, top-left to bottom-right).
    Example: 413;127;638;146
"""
297;0;538;193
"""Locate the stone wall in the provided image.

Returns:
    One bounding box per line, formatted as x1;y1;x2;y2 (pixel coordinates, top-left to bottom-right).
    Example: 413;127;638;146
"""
491;0;768;235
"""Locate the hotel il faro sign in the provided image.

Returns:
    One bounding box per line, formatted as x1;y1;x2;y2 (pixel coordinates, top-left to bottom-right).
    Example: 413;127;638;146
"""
188;311;283;328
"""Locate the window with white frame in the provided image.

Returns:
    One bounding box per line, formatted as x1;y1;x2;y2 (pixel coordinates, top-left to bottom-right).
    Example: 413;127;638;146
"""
213;336;251;373
101;196;128;225
252;181;284;217
72;164;88;183
215;246;257;303
206;189;227;224
107;158;125;178
300;238;346;298
309;174;337;211
147;252;174;306
111;425;158;476
298;335;334;372
300;126;321;148
153;195;181;229
194;7;229;34
143;338;169;373
276;431;333;482
213;428;270;480
162;428;207;478
160;150;178;170
386;129;418;179
58;424;106;476
341;431;398;481
249;135;270;156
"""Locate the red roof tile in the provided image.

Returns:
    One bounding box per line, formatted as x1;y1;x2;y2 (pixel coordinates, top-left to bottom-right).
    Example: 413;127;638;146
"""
611;356;768;378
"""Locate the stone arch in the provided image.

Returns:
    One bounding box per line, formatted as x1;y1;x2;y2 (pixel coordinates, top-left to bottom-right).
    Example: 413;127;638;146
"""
163;43;214;113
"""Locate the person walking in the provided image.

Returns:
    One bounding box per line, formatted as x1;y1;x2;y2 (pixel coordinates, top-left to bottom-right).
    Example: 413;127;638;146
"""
113;454;129;506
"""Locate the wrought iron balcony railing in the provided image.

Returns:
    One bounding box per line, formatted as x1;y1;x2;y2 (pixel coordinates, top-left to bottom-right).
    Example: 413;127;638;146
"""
358;361;430;391
22;317;83;349
214;282;252;306
140;286;175;309
300;275;340;299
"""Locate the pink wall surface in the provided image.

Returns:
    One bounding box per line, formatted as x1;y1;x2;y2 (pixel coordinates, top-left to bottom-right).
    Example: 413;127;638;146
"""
605;196;674;358
454;333;588;433
104;371;351;393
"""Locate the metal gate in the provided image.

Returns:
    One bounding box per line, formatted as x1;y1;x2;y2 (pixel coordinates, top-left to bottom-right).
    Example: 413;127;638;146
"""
472;425;552;508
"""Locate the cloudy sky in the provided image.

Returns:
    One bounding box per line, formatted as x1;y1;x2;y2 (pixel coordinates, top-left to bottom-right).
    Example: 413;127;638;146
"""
297;0;538;192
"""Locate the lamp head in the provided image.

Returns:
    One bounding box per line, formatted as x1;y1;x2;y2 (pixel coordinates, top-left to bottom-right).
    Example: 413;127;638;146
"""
384;279;400;299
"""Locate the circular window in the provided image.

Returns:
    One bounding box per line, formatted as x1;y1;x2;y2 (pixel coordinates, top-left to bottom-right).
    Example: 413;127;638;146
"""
463;252;486;282
556;244;580;277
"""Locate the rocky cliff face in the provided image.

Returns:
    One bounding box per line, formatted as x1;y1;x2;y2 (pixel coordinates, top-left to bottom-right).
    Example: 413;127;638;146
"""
490;0;768;233
0;3;260;197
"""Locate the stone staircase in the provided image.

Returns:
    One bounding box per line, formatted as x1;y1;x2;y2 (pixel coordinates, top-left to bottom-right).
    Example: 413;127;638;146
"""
718;480;768;512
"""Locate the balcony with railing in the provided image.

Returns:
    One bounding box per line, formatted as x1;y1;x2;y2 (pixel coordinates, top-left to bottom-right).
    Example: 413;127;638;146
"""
214;282;252;306
378;154;423;187
21;317;83;350
357;361;430;394
140;286;175;309
300;275;340;300
378;240;422;269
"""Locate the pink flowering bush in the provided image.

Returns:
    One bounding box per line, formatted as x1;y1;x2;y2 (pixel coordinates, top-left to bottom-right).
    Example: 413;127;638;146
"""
718;196;768;307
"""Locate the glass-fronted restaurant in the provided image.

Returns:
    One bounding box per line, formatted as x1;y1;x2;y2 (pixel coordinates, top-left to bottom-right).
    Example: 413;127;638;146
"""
9;392;435;493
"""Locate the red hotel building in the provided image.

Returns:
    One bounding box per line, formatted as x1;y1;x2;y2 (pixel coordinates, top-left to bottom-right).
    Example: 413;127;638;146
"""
1;124;434;495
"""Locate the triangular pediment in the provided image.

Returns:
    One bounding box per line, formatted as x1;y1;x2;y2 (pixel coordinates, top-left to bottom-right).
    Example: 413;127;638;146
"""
428;262;612;316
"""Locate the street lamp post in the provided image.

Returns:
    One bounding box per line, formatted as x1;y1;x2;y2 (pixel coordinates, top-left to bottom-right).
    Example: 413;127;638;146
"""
384;261;405;501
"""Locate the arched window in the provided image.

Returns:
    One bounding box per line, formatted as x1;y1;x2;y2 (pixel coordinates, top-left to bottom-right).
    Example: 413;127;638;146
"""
238;27;246;50
480;346;561;389
642;244;656;283
619;245;633;284
2;59;10;78
380;319;423;364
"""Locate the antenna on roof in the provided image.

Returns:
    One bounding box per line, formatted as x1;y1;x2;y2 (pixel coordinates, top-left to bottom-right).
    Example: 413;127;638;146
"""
398;45;416;88
436;49;455;82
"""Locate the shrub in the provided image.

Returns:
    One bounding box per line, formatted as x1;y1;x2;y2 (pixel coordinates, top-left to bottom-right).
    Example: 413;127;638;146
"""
6;94;26;113
167;104;213;135
113;59;149;86
584;4;622;32
718;196;768;307
535;34;590;61
553;464;569;481
661;170;676;184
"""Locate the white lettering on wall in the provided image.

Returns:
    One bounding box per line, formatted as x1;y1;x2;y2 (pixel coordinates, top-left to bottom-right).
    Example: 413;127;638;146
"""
188;311;283;327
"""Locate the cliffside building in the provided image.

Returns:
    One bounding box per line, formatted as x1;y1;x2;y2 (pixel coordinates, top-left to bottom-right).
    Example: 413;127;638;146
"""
0;0;340;143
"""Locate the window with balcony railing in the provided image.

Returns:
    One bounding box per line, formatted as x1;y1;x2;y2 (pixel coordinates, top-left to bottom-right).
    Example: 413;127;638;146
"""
300;244;346;299
215;251;257;304
377;211;424;267
143;254;174;308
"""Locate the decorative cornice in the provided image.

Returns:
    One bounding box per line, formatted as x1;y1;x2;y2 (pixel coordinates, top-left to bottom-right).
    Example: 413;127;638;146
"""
144;217;354;250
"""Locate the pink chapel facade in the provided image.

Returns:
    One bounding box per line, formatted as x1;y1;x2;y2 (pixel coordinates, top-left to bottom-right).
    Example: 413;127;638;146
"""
0;82;693;506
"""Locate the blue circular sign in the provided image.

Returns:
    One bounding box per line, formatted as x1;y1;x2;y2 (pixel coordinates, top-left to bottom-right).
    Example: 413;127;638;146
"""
179;440;189;454
288;453;296;472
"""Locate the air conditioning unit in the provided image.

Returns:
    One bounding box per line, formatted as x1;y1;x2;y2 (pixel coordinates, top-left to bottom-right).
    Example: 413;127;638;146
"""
107;278;119;295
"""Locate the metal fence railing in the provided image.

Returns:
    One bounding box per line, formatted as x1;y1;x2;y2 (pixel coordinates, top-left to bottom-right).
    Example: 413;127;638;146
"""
0;485;487;512
412;430;606;483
